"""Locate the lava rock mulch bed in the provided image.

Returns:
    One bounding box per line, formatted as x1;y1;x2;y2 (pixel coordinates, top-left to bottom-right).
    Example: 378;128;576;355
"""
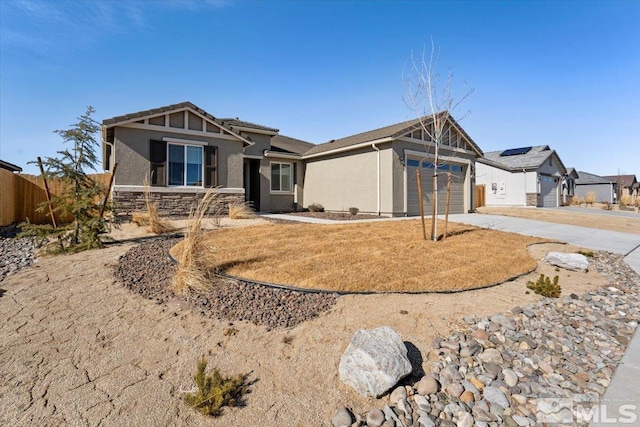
287;212;384;221
112;236;337;330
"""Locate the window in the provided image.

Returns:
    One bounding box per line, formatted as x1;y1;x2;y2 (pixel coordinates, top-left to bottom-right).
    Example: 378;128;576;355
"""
168;144;203;186
271;162;292;192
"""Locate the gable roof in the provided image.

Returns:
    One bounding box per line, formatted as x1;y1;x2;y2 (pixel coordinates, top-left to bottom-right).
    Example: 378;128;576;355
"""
102;101;277;134
479;145;567;174
303;112;482;157
575;171;614;185
218;118;278;134
271;135;314;155
566;167;579;179
0;159;22;172
602;174;637;188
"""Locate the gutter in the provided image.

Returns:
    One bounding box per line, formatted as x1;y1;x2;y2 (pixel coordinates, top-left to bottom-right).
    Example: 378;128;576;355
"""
303;137;393;160
263;150;302;160
372;143;381;215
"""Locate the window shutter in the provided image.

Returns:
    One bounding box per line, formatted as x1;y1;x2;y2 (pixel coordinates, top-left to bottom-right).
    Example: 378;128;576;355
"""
150;140;166;186
204;146;217;187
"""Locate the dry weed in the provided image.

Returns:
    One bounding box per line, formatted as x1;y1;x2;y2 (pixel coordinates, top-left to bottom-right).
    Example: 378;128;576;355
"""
228;201;255;219
131;212;150;226
585;191;596;205
172;188;222;295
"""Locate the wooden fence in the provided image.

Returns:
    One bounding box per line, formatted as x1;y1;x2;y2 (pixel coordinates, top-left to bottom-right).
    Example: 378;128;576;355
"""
475;184;486;208
0;169;111;226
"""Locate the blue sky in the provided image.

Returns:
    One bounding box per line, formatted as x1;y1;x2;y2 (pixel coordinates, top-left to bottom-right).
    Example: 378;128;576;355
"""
1;0;638;176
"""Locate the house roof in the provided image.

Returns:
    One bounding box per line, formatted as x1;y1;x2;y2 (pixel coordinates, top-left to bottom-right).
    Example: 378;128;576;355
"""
219;118;278;133
303;112;483;157
566;167;579;179
601;174;637;188
102;101;278;133
575;171;614;185
271;135;315;155
0;159;22;172
479;145;567;174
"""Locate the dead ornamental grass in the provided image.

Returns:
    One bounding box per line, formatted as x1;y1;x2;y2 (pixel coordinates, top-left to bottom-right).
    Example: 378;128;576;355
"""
173;220;542;293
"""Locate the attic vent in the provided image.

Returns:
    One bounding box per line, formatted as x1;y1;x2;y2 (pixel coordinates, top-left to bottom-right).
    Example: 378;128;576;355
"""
329;139;335;143
500;147;532;157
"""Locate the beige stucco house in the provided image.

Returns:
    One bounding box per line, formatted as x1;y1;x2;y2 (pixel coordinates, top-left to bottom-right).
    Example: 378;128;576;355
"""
101;103;482;216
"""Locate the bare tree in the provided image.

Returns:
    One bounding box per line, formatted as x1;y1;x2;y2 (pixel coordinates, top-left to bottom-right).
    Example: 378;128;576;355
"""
403;38;474;241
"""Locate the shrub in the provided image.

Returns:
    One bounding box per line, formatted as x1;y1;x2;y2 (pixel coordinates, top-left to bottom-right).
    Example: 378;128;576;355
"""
570;195;581;206
308;203;324;212
183;358;249;417
585;192;596;206
349;207;359;216
142;176;176;234
228;201;255;219
526;274;561;298
602;201;612;210
619;194;632;209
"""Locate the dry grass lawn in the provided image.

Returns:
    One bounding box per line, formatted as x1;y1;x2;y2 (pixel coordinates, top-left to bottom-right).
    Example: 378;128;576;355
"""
171;219;543;292
478;206;640;235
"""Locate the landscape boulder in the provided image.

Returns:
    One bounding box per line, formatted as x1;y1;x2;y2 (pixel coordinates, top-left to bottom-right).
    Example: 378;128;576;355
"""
544;252;589;272
338;326;412;398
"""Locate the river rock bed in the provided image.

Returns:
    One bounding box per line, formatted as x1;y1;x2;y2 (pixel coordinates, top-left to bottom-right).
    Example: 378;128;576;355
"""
0;224;37;283
333;251;640;427
112;236;338;330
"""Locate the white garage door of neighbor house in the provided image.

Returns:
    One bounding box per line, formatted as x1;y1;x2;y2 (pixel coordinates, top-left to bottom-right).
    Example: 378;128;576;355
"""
540;175;559;207
407;159;465;216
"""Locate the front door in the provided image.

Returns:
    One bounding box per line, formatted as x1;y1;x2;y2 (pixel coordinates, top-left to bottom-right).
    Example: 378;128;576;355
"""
243;159;261;211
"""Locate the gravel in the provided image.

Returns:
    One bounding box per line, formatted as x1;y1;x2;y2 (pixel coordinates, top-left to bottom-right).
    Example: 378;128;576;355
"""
288;212;384;221
1;224;37;283
112;236;338;330
334;250;640;426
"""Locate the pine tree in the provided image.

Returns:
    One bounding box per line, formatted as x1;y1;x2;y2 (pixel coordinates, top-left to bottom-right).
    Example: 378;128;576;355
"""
21;107;115;252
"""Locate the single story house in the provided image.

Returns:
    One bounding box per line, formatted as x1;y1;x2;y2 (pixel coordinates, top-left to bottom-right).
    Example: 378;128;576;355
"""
475;145;568;207
101;103;483;216
0;160;22;173
302;113;483;216
574;171;615;204
102;102;311;215
602;174;638;199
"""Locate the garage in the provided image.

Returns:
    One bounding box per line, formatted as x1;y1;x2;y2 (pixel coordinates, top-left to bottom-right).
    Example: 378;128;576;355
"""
407;159;465;216
540;175;559;207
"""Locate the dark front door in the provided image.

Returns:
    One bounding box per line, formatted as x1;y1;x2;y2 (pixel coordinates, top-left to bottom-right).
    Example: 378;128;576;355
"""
243;159;261;211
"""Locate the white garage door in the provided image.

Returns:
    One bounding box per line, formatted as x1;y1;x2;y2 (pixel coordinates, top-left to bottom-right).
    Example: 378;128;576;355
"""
540;175;559;207
407;159;465;216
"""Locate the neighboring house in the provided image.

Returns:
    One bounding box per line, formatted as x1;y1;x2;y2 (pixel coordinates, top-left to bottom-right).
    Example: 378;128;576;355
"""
101;102;309;215
475;145;568;207
0;160;22;173
101;103;482;216
574;171;615;204
562;167;579;205
302;112;483;216
602;174;638;199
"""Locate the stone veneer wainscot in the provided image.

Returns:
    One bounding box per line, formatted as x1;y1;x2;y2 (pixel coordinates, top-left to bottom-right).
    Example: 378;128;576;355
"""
112;186;245;217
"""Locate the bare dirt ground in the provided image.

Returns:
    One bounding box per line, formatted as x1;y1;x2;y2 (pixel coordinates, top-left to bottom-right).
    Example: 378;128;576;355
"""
477;206;640;234
0;215;611;426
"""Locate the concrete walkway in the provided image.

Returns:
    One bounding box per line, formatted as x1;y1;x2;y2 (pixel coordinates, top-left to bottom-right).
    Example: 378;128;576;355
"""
265;212;640;424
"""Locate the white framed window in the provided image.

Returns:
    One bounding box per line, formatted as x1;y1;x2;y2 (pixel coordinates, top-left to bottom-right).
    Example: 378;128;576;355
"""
168;143;203;186
270;162;292;193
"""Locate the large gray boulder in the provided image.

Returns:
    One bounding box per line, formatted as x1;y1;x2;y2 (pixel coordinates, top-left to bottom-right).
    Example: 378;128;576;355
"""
338;326;412;398
544;252;589;272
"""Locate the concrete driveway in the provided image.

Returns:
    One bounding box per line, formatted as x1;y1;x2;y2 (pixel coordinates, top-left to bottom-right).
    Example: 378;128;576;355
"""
447;213;640;257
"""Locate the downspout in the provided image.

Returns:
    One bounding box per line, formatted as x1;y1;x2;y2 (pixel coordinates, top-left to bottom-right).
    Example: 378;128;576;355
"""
523;169;527;207
372;143;381;215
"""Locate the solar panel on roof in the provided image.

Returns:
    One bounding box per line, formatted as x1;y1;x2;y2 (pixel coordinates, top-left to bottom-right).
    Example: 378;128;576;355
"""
500;146;532;156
